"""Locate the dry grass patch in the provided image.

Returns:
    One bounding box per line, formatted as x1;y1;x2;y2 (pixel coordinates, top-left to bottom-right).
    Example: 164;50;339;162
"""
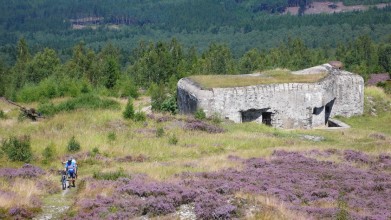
0;178;44;209
236;193;309;220
189;69;327;89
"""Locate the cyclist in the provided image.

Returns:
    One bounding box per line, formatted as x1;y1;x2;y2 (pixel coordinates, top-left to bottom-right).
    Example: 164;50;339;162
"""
64;157;76;187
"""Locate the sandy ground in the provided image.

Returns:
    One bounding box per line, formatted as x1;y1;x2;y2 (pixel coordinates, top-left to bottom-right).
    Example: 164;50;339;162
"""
285;1;389;15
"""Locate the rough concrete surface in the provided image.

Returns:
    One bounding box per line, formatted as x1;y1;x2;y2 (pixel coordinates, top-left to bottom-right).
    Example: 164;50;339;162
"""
177;64;364;129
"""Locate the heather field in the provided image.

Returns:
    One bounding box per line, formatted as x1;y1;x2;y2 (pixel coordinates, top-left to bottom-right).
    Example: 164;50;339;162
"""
0;86;390;219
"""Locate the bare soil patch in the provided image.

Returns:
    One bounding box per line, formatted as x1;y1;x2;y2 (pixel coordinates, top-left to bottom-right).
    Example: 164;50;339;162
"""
285;1;389;15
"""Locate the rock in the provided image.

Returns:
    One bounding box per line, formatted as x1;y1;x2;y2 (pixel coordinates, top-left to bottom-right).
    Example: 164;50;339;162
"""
300;135;325;142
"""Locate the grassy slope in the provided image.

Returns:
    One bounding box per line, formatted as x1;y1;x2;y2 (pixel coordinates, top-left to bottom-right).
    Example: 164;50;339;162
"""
189;70;327;89
0;87;390;218
0;88;390;177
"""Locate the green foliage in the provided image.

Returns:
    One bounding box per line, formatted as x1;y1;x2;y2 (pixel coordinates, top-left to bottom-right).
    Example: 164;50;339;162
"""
0;110;6;119
93;168;128;180
160;95;178;115
36;101;57;116
42;143;56;164
336;192;350;220
26;48;60;84
67;136;81;152
123;98;135;119
168;134;178;145
200;43;235;75
377;81;391;94
194;109;206;120
91;147;100;157
107;132;117;142
37;94;120;116
113;76;139;98
1;136;33;162
134;111;146;122
104;57;120;89
156;127;165;138
211;113;222;124
149;83;167;111
15;76;83;102
364;86;391;115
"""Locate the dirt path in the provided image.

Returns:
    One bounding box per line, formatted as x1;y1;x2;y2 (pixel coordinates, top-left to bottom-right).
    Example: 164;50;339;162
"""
33;187;76;220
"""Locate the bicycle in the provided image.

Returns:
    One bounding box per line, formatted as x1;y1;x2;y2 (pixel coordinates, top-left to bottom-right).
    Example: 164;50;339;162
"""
61;170;68;190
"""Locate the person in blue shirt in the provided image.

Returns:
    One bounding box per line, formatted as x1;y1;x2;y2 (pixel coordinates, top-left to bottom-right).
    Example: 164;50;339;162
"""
64;157;77;187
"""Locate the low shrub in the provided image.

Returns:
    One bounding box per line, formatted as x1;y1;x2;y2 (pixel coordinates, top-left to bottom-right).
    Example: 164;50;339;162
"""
42;143;56;164
133;111;146;122
123;98;135;119
194;108;206;120
184;119;225;133
160;95;178;114
156;127;165;137
1;136;33;162
210;113;222;124
0;164;45;178
91;147;100;156
377;81;391;95
107;132;117;142
37;94;120;116
15;76;83;103
37;102;57;116
67;136;81;152
168;134;178;145
0;110;6;119
114;76;139;98
93;168;128;180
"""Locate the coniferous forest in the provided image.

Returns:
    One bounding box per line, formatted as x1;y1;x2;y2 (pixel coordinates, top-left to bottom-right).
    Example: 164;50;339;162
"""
0;0;391;108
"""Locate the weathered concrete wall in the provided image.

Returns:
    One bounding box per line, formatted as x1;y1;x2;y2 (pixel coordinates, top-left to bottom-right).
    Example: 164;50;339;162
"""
177;64;364;129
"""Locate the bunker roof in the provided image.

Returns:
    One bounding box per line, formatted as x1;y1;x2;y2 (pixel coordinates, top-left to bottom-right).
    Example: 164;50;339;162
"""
188;69;328;89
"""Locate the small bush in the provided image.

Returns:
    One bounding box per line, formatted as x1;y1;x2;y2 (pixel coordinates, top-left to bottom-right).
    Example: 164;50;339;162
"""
107;132;117;142
0;110;6;119
91;147;100;157
37;94;120;116
211;113;222;124
93;168;128;180
160;95;178;114
194;109;206;120
37;102;57;116
336;192;350;220
168;134;178;145
123;98;135;119
1;136;33;162
42;143;56;164
114;76;139;98
134;111;146;122
156;127;165;137
67;136;81;152
149;83;166;111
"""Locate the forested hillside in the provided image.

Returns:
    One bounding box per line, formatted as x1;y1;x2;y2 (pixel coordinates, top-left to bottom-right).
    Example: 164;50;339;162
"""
0;0;391;62
0;0;391;108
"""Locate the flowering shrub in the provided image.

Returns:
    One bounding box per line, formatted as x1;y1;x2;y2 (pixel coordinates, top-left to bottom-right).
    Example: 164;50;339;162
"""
343;149;372;164
184;119;224;133
116;154;148;163
72;150;391;219
0;164;45;179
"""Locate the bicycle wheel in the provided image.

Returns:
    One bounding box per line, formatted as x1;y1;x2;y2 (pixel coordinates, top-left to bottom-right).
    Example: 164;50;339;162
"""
62;176;67;190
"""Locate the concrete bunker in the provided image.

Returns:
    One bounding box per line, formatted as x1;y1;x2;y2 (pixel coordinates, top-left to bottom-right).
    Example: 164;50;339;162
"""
177;63;364;129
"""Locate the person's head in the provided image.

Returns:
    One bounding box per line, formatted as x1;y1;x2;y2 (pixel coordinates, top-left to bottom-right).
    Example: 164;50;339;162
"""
67;157;72;164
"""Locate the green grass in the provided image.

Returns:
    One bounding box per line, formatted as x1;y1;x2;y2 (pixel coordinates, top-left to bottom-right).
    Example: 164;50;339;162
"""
0;88;390;180
189;69;327;89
